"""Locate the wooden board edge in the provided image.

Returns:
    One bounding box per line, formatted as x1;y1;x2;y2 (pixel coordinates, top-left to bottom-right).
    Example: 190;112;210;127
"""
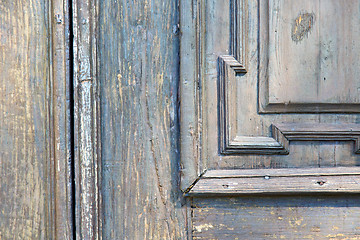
188;168;360;196
50;0;74;238
73;0;101;239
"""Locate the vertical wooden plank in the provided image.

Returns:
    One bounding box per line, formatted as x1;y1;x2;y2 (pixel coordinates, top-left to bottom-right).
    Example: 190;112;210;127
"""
51;0;74;238
0;0;72;239
73;0;100;239
98;0;187;239
0;2;50;238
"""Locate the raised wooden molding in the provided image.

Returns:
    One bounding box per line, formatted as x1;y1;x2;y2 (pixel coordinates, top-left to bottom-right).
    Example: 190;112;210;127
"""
273;123;360;154
188;167;360;196
221;123;360;155
230;0;247;70
219;55;247;74
218;0;248;74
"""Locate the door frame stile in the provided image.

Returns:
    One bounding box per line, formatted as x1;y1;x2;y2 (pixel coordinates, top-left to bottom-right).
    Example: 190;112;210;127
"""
73;0;101;239
180;0;207;192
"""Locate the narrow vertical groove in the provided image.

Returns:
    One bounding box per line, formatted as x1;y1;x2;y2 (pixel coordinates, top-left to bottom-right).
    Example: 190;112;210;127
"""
68;0;76;238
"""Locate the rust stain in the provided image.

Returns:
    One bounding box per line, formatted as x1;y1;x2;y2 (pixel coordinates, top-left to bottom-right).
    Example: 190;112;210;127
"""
291;13;315;42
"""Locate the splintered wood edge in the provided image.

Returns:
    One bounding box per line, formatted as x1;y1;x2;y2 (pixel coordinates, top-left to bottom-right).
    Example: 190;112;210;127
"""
187;167;360;196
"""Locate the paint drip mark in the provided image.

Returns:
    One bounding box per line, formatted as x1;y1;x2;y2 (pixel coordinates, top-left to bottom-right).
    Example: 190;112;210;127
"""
291;12;315;43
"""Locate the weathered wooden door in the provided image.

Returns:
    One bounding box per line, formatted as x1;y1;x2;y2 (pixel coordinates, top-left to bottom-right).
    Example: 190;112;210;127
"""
181;0;360;239
2;0;360;239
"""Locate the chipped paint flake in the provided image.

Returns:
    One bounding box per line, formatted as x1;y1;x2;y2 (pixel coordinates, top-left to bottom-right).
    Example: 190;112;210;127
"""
194;223;214;232
291;13;315;42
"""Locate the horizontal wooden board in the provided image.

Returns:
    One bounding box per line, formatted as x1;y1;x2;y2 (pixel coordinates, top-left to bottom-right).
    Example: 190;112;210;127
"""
192;196;360;239
204;167;360;178
189;167;360;196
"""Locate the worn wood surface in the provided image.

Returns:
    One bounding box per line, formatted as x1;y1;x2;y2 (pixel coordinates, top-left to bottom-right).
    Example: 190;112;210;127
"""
52;0;74;238
267;0;360;105
192;197;360;239
181;0;360;238
73;0;101;239
190;176;360;196
179;0;205;191
182;0;360;174
98;0;188;239
190;167;360;195
204;167;360;178
0;0;72;239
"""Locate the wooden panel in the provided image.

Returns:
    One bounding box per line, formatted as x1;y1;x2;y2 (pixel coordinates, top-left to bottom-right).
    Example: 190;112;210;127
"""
98;0;188;239
0;0;72;239
192;196;360;239
259;0;360;113
182;0;360;181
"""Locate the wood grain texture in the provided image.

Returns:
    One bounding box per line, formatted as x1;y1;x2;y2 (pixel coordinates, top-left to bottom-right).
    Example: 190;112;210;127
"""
52;0;74;238
190;176;360;196
180;0;205;191
259;0;360;113
195;0;360;171
190;167;360;196
182;0;360;236
272;123;360;154
98;0;188;239
204;167;360;178
73;0;101;239
0;0;72;239
192;196;360;239
268;0;360;104
230;0;248;68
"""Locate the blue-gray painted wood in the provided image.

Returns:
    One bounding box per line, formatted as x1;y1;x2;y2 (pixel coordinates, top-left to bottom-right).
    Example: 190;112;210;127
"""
98;0;188;239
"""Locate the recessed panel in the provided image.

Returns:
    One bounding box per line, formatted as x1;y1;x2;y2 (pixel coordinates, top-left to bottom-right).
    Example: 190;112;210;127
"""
266;0;360;105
